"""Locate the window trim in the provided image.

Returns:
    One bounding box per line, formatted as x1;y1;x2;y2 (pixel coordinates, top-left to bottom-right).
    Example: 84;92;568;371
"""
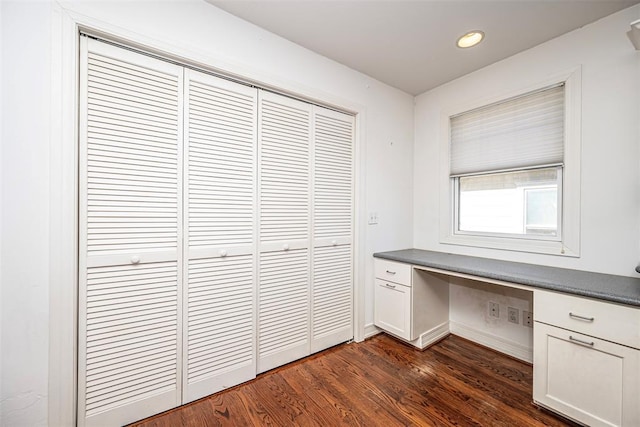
438;68;581;257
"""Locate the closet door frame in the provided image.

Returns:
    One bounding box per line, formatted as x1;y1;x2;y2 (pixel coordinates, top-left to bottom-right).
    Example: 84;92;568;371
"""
50;16;366;427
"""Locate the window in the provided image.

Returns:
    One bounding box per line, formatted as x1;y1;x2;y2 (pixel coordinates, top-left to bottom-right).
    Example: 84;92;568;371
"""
456;166;562;238
440;71;581;257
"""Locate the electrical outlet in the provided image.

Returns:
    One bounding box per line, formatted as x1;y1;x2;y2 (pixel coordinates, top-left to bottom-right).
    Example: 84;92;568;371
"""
368;212;378;225
523;310;533;327
508;307;519;324
488;301;499;318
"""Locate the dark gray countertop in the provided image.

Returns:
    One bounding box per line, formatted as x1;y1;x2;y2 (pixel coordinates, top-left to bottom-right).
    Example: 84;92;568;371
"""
373;249;640;307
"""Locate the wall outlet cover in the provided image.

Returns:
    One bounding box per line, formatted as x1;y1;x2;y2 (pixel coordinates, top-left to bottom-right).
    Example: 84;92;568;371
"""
508;307;519;324
368;212;379;225
523;310;533;327
488;301;499;318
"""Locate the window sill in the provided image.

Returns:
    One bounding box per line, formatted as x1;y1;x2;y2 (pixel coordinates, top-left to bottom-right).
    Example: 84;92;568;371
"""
440;233;579;257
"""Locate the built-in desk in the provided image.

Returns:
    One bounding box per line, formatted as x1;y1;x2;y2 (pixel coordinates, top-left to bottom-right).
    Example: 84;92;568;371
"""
373;249;640;427
374;249;640;306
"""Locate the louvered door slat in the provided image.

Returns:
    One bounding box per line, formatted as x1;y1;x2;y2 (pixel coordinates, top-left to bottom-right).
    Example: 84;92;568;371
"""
311;107;354;353
79;37;183;427
184;69;257;403
259;93;311;244
258;248;310;372
186;70;256;254
185;255;254;392
312;245;353;349
313;108;354;242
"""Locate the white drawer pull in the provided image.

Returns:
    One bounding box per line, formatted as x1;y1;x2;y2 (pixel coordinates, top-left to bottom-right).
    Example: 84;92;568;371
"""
130;255;141;264
219;249;228;257
385;283;396;289
569;312;594;322
283;244;289;251
386;270;396;275
569;336;595;347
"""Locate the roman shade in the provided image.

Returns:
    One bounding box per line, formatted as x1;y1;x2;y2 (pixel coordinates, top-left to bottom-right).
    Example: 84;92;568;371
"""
450;84;565;176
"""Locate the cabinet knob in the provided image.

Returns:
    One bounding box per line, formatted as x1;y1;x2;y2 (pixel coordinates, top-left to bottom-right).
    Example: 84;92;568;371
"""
283;244;289;251
130;255;141;265
332;240;337;246
219;249;228;257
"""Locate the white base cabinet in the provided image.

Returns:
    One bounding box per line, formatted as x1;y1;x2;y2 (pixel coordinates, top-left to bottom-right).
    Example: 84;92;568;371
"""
374;278;411;340
373;259;449;348
534;290;640;427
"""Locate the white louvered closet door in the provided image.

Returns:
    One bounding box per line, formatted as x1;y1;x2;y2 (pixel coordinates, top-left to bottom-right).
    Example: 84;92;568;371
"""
257;91;312;373
183;69;257;403
78;37;183;427
311;107;355;353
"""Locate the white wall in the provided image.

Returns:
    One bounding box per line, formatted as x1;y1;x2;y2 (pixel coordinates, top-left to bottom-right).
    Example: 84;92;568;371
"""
415;5;640;275
414;5;640;356
0;3;3;425
0;0;414;425
1;1;52;426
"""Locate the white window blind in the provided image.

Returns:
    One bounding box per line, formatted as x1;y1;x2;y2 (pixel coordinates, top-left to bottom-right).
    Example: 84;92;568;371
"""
450;84;565;176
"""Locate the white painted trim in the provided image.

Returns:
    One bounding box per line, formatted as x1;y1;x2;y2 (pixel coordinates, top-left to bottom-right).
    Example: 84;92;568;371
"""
50;5;368;423
59;6;364;115
438;68;582;257
415;321;450;349
48;4;79;427
450;321;533;363
364;323;382;339
353;110;367;343
376;321;450;350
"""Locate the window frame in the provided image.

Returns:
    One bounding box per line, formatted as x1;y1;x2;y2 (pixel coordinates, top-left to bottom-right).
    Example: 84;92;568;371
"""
438;68;581;257
452;165;563;242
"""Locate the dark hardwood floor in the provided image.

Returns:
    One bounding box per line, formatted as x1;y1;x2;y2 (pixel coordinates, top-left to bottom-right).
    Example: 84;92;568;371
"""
129;334;576;426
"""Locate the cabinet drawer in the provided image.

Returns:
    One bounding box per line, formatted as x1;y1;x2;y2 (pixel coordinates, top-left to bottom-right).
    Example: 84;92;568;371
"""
534;290;640;349
374;259;411;285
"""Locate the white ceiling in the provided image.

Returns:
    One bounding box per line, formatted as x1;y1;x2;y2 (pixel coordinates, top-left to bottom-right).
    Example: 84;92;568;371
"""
207;0;639;95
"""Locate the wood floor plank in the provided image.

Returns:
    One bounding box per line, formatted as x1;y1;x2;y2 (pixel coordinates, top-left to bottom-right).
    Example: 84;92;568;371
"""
129;334;577;427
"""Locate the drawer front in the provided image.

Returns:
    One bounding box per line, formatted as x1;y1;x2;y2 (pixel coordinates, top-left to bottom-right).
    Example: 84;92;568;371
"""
374;259;411;285
534;290;640;349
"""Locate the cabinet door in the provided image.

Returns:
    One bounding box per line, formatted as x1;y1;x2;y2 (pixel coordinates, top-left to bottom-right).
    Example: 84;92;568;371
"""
374;279;411;340
311;107;354;353
79;37;183;427
534;322;640;427
257;91;312;373
183;69;257;403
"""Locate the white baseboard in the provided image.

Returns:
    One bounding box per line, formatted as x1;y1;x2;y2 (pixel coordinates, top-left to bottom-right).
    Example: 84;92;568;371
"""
449;321;533;363
411;321;450;349
364;323;382;339
375;322;450;350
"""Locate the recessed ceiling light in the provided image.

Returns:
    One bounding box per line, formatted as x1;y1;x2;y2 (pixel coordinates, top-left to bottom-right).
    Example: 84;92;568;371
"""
457;31;485;48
